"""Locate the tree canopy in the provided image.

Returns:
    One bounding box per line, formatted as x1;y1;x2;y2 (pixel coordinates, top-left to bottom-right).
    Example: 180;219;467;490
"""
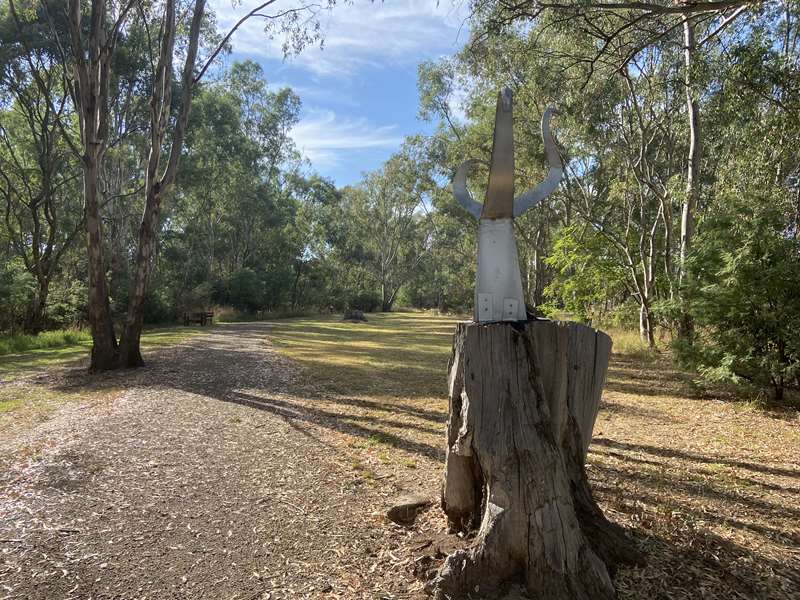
0;0;798;399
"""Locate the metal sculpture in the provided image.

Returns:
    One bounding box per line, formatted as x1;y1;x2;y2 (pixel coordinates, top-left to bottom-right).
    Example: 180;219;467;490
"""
453;88;562;322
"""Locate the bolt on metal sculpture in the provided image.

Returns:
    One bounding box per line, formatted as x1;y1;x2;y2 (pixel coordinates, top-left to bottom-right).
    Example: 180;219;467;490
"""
453;88;563;322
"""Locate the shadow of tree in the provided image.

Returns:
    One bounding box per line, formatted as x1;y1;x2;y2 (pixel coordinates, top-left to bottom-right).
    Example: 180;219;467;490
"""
54;322;447;465
584;435;800;598
49;320;800;599
592;437;800;480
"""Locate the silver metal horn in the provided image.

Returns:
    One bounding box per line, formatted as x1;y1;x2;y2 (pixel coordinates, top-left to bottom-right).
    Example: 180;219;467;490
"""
513;107;562;217
452;160;482;219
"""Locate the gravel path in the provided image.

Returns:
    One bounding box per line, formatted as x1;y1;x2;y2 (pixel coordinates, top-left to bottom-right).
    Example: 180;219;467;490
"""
0;324;441;600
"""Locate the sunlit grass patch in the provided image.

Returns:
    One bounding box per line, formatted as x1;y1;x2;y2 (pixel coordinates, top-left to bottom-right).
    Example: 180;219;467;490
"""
0;384;119;432
266;311;462;401
0;397;23;413
0;324;207;380
0;344;91;378
602;326;661;360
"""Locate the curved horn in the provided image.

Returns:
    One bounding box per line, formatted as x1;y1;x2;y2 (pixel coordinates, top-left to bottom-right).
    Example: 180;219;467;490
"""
513;107;563;217
452;159;482;219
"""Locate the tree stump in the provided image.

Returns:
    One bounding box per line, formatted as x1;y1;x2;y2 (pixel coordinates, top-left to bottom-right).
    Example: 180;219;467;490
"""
431;320;643;600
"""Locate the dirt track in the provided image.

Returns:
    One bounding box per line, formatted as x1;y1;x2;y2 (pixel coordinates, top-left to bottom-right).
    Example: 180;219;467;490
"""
0;324;438;600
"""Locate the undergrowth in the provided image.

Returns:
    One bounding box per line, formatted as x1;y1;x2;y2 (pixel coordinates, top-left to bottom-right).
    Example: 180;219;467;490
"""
0;329;91;356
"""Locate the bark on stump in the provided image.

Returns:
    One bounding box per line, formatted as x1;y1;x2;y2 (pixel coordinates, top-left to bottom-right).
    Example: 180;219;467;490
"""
432;320;642;600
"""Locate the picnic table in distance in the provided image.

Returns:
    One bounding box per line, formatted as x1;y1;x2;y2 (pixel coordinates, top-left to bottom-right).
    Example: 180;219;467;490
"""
183;311;214;326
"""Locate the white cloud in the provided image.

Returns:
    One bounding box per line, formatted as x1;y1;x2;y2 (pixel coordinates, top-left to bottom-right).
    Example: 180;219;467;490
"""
268;80;361;108
290;107;403;168
209;0;469;77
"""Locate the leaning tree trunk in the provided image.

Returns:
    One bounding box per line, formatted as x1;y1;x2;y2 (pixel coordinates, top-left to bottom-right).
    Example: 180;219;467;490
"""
679;16;701;341
432;320;642;600
120;185;162;368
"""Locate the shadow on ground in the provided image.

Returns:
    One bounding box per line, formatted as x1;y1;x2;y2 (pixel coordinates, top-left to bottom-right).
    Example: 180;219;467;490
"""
54;322;448;464
49;319;800;599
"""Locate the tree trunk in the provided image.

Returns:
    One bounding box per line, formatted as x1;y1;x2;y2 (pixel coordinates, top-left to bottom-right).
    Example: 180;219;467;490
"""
67;0;120;371
120;186;161;368
119;0;205;368
679;16;701;340
84;157;119;371
433;320;642;599
25;277;49;334
638;302;655;348
381;282;397;312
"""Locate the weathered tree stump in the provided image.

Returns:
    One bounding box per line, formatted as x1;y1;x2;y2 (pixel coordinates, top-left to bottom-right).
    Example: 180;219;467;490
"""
431;320;642;600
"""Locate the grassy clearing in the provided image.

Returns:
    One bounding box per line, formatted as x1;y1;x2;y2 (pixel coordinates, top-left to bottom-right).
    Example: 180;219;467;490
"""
2;312;797;597
266;311;800;599
267;311;461;400
0;324;207;379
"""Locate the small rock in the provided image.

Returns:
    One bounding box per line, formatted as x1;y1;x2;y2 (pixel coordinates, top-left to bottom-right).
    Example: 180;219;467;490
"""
342;309;367;322
386;495;431;525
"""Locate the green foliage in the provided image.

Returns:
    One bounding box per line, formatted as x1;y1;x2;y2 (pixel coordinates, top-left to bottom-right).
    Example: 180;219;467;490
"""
0;258;36;333
542;225;627;322
143;288;176;325
347;290;382;313
680;194;800;401
1;0;800;413
226;268;266;312
46;277;88;329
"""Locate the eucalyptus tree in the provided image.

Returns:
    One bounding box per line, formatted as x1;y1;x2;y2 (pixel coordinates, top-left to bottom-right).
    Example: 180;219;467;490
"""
120;0;329;367
12;0;330;369
461;0;771;337
0;4;83;333
674;0;800;398
172;62;303;311
0;79;82;334
339;148;433;312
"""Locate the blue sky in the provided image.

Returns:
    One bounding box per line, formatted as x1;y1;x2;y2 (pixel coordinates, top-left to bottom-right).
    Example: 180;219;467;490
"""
210;0;469;186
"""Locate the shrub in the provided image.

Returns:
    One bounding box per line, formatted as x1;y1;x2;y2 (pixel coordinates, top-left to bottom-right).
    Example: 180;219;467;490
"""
348;290;381;313
0;259;35;334
680;194;800;403
227;268;265;312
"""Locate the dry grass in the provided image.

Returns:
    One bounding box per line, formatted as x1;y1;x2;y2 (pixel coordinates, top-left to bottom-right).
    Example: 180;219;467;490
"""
266;311;800;599
1;312;797;599
598;352;800;599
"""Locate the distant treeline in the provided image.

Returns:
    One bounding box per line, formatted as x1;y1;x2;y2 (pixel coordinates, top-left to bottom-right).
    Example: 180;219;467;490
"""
1;2;798;398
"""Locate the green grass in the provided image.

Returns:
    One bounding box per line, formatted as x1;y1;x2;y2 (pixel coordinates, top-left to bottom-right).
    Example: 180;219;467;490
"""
0;329;92;355
266;311;463;400
0;397;23;413
0;324;207;379
602;326;661;360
